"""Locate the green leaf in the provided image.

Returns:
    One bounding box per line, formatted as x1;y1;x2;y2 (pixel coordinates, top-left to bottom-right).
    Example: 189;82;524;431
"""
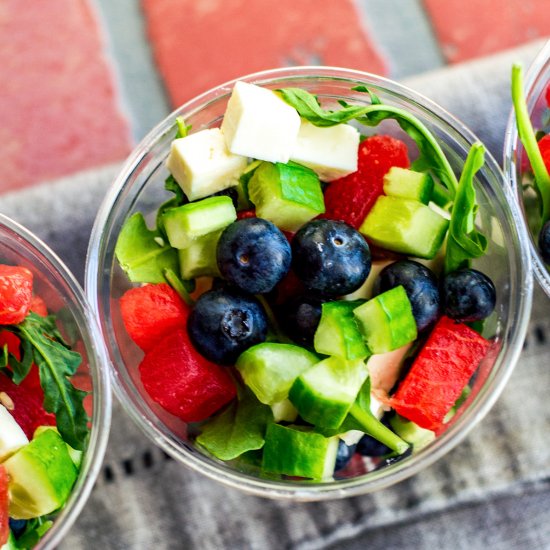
115;212;179;284
14;517;53;548
175;116;192;139
163;268;194;306
511;63;550;224
5;335;33;384
11;313;89;451
196;388;273;461
444;142;488;273
278;87;458;196
349;378;409;454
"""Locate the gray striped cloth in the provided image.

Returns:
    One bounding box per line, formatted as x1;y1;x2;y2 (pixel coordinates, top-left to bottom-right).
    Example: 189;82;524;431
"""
0;41;548;550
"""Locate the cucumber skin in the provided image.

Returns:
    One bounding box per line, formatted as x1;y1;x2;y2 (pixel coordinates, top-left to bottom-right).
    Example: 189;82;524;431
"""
314;300;369;360
354;286;417;354
261;423;338;480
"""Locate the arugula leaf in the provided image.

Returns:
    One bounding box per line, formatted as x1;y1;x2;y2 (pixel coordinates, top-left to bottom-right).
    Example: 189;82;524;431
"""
9;313;89;450
278;86;458;196
163;268;194;306
348;378;409;454
511;63;550;224
175;116;191;139
114;212;179;284
196;387;273;461
444;142;488;273
14;517;53;548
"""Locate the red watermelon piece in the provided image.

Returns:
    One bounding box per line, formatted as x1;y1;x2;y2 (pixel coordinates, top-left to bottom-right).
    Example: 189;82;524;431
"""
546;84;550;108
0;465;8;547
29;294;48;317
321;135;410;229
538;134;550;174
120;283;189;352
0;372;56;439
0;265;33;325
389;316;491;431
0;330;21;360
139;328;237;422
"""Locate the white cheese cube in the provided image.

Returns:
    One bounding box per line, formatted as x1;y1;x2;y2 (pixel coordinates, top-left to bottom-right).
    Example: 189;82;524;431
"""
166;127;248;201
221;81;301;163
290;120;360;181
0;404;28;461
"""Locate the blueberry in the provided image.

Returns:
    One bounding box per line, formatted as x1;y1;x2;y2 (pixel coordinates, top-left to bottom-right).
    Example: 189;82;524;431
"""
278;294;324;347
210;186;240;209
356;433;392;457
187;287;268;364
442;268;496;322
217;218;292;294
334;440;357;472
375;260;440;332
291;219;371;297
9;518;27;538
538;220;550;264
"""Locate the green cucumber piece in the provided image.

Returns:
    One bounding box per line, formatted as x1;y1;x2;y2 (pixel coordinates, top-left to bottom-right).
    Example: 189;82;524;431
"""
270;398;298;422
33;426;82;469
261;423;338;480
353;286;417;354
162;195;236;249
248;161;325;231
178;229;222;279
383;167;434;204
389;414;435;451
314;300;369;360
236;343;319;405
4;429;78;519
359;195;449;259
289;356;368;429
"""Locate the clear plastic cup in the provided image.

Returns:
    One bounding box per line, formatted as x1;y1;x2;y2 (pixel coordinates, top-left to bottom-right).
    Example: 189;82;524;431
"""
86;67;532;500
0;213;111;547
504;39;550;296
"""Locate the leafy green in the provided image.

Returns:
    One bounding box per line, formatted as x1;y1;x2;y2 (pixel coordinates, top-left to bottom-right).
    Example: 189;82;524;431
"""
13;517;53;548
278;86;458;196
196;387;273;461
163;268;194;306
7;313;89;451
175;116;191;139
511;63;550;224
114;212;179;284
444;142;488;273
349;378;409;454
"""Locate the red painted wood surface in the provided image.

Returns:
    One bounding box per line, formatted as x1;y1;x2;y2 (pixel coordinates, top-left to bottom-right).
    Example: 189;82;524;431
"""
0;0;131;191
142;0;387;107
424;0;550;63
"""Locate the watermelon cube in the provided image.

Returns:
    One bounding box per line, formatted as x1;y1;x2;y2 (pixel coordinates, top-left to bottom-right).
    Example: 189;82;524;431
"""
139;328;237;422
389;316;490;430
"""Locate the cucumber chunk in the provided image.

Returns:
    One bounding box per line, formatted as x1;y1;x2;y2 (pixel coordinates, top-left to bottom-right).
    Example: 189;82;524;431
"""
4;429;78;519
162;195;236;249
359;195;449;259
248;161;325;231
389;414;435;451
261;423;338;480
236;343;319;405
353;286;417;354
314;300;369;360
289;356;368;429
178;229;222;279
383;167;434;204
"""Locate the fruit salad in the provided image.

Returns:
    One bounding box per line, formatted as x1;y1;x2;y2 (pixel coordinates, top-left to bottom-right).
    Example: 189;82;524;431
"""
114;80;497;482
511;63;550;264
0;265;89;548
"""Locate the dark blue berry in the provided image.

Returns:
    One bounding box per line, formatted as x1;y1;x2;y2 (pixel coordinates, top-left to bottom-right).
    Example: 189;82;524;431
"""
442;268;496;322
210;186;240;209
278;294;324;347
9;518;27;538
187;287;268;364
375;259;440;332
217;218;291;294
538;220;550;264
356;433;392;457
334;440;357;472
291;219;371;297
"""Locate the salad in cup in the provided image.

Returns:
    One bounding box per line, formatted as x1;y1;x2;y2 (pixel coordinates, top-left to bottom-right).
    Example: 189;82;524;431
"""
87;68;531;499
0;215;110;548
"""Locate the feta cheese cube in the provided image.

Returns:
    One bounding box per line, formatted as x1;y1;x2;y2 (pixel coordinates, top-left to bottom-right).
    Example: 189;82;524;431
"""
166;127;248;201
221;81;301;163
0;404;28;461
290;120;360;181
